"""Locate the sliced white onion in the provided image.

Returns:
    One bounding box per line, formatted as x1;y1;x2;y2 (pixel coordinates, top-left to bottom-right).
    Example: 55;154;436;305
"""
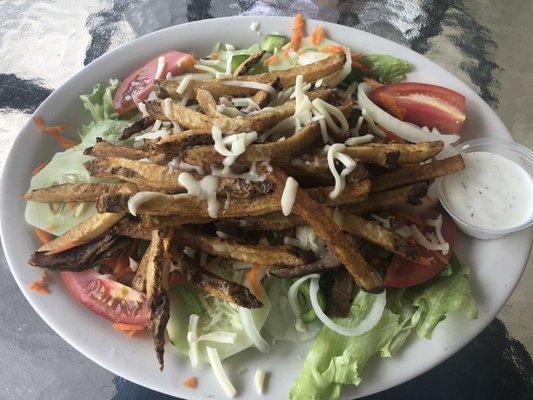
310;277;386;336
221;80;276;99
206;346;237;398
238;307;271;353
425;214;449;255
357;83;460;144
176;73;214;94
410;224;449;254
288;273;320;332
187;314;200;368
195;331;237;344
127;191;163;216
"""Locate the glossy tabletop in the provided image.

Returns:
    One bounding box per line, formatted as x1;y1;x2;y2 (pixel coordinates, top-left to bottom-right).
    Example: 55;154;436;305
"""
0;1;531;399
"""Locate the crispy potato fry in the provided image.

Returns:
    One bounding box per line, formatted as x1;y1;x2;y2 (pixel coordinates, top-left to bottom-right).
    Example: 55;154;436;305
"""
251;77;282;108
84;140;150;160
342;147;399;169
29;234;131;271
173;227;314;266
359;141;444;164
371;154;465;193
195;89;219;117
268;250;341;278
37;211;126;254
154;53;345;99
216;213;299;232
84;157;185;193
339;213;419;261
23;183;137;203
305;179;370;205
268;169;384;293
342;182;429;215
169;246;262;308
131;240;152;293
233;50;266;77
327;268;353;318
146;89;332;133
145;229;173;370
120;117;156;140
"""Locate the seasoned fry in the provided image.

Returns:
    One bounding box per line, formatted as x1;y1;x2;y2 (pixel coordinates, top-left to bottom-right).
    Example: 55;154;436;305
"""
154;53;345;99
268;169;384;293
132;241;152;293
120;117;156;140
251;77;282;108
342;147;399;169
173;227;314;266
84;157;185;193
195;89;219;117
37;211;126;254
29;234;131;271
233;50;266;77
327;268;353;318
84;140;150;160
181;123;323;166
350;141;444;165
169;246;262;308
23;183;137;203
371;154;465;192
305;179;370;205
342;182;429;215
339;213;419;261
268;250;341;278
152;130;214;157
216;213;299;232
145;229;173;370
146;89;332;133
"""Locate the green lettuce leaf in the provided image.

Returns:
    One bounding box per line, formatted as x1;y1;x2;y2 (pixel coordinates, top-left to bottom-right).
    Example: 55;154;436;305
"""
412;255;478;339
359;54;412;83
79;80;120;122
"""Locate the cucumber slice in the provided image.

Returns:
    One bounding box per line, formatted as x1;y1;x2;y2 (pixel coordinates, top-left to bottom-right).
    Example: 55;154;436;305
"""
261;34;287;52
230;54;250;72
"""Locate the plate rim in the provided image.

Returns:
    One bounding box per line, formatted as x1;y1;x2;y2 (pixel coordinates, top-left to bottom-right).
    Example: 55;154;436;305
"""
1;15;530;400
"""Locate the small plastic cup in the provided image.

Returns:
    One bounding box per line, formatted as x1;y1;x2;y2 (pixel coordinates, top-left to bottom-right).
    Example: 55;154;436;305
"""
436;137;533;240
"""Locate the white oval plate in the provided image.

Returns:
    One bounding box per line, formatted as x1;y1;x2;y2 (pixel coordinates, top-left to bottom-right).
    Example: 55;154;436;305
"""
1;16;532;400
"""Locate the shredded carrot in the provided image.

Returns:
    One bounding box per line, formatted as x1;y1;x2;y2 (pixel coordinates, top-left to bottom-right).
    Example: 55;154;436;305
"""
379;93;406;120
286;13;304;52
263;53;279;66
29;272;50;294
363;77;383;89
32;161;49;175
112;322;145;337
246;263;266;301
169;270;184;289
33;116;77;149
320;44;344;54
310;25;324;45
184;376;198;389
35;228;53;245
178;54;197;72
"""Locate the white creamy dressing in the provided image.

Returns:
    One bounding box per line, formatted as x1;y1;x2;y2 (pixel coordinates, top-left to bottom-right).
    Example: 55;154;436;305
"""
441;151;533;230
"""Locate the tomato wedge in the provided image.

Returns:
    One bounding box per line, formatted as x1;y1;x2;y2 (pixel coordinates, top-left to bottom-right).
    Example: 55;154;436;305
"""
368;82;466;134
61;270;149;325
384;211;457;288
113;50;193;114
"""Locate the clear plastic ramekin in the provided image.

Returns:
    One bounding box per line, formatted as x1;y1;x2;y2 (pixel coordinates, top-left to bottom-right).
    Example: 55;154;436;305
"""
436;137;533;240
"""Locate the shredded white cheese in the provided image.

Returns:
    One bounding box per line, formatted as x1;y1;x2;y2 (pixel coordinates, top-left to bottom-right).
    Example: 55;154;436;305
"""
312;98;349;134
250;21;260;31
187;314;200;368
127;191;163;216
133;129;169;142
162;97;173;120
206;346;237;398
178;173;220;218
281;176;299;216
168;159;205;175
175;73;213;94
151;119;162;132
137;102;149;118
254;370;267;394
154;56;166;80
370;214;392;230
327;144;357;199
344;133;374;146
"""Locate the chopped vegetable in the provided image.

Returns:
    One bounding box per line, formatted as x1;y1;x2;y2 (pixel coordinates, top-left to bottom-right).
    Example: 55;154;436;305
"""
262;34;287;52
34;228;53;245
29;272;50;294
184;376;198;389
112;322;145;337
33;116;77;149
286;13;304;52
310;25;324;45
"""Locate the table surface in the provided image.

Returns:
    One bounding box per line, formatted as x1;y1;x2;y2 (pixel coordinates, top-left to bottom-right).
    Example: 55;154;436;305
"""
0;1;531;399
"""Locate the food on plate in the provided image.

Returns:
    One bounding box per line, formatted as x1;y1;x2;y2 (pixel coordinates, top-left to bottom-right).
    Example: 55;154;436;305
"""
24;14;479;399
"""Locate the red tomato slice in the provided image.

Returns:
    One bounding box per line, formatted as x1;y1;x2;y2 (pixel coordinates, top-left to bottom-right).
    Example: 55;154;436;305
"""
384;211;457;288
368;82;466;134
60;270;149;326
113;50;192;115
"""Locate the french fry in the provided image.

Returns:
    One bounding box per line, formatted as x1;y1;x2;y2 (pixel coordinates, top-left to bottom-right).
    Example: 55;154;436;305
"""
154;53;345;99
251;77;282;108
84;140;150;160
196;89;219;117
371;154;465;192
173;227;314;266
168;245;262;308
37;211;126;254
268;168;384;293
268;250;341;278
349;141;444;165
120;117;156;140
342;182;429;215
23;183;137;203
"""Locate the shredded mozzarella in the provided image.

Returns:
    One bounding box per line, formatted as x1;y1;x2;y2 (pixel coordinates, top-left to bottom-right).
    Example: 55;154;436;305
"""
370;213;392;229
127;191;162;216
254;370;267;394
312;98;349;134
281;177;299;216
176;73;213;95
206;346;237;398
167;159;205;175
288;274;320;332
154;56;166;80
137;102;149;118
151;119;162;132
194;331;237;344
162;97;173;120
344;133;374;146
327;144;357;199
178;173;220;218
134;128;169;142
187;314;200;368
